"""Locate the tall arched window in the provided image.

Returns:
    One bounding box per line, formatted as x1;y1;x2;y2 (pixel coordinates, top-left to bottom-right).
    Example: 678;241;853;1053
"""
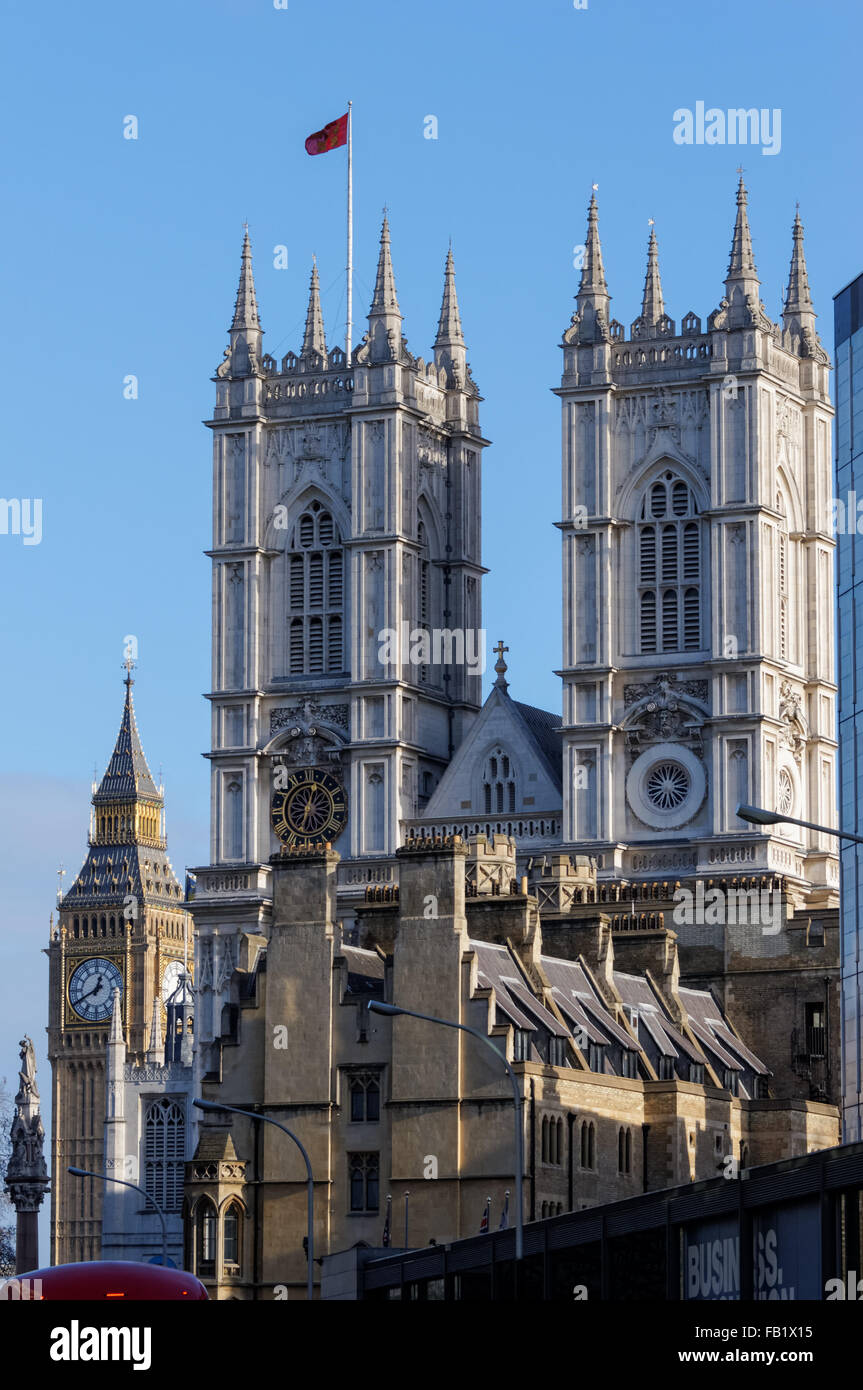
195;1198;217;1277
417;521;430;684
285;502;344;675
637;472;701;654
223;1201;242;1273
482;746;516;815
144;1097;186;1213
777;490;789;660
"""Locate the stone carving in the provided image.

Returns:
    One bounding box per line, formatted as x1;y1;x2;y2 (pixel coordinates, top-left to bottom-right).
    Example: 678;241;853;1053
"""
6;1036;49;1190
621;672;708;752
270;701;349;734
778;680;808;764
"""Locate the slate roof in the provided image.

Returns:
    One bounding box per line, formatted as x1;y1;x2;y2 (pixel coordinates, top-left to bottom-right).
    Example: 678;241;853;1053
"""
512;701;562;790
94;679;161;803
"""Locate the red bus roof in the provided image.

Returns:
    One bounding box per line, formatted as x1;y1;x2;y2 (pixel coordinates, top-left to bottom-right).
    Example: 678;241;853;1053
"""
8;1261;209;1300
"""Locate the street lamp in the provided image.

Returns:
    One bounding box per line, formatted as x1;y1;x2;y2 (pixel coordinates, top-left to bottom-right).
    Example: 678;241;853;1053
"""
736;802;863;846
68;1166;168;1269
367;1000;524;1262
193;1098;315;1301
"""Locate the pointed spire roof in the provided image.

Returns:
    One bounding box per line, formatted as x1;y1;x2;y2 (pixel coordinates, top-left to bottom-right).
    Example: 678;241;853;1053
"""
146;996;163;1060
94;674;160;804
109;988;124;1044
434;246;464;348
570;188;611;345
369;213;401;321
231;226;261;331
640;224;665;326
784;209;815;319
725;176;759;287
580;190;608;298
301;257;326;356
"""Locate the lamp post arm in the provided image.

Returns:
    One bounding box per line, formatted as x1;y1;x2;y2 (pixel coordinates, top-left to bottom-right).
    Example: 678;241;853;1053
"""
772;813;863;846
68;1167;167;1268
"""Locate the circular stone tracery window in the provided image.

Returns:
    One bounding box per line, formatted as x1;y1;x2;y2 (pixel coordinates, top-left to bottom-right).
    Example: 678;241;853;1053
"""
777;767;794;816
626;743;707;831
645;761;690;811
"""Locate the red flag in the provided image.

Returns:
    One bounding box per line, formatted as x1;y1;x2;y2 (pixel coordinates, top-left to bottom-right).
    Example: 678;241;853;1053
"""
305;113;349;156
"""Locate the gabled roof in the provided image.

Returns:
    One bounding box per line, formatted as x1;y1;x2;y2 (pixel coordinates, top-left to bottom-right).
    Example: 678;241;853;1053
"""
422;682;562;822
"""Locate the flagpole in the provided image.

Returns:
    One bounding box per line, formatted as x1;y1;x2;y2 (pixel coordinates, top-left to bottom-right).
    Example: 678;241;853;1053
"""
346;100;353;366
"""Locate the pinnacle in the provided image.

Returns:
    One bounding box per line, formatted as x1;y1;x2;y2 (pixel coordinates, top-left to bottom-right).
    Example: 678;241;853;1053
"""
369;213;401;319
580;190;608;297
231;226;261;331
301;257;327;356
641;224;665;326
784;209;815;316
434;246;464;347
726;175;759;284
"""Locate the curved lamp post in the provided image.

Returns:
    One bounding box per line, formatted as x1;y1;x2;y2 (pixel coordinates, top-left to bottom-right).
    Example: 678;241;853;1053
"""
367;1000;524;1261
193;1098;315;1301
68;1166;168;1269
736;802;863;845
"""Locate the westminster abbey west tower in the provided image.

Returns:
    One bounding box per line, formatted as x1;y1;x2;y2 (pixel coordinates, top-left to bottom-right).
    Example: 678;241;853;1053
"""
179;186;842;1297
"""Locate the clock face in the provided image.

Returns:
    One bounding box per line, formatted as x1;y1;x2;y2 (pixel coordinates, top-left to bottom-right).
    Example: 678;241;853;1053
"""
271;768;347;847
68;957;124;1023
162;959;185;1003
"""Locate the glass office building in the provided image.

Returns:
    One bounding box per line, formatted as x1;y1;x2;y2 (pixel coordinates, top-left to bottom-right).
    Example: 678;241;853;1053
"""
836;273;863;1141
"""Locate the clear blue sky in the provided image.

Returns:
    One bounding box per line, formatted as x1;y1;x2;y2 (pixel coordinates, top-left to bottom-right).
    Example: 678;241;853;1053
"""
1;0;860;1258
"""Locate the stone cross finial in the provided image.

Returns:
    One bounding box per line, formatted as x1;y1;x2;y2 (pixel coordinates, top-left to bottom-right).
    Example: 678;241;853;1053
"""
493;641;509;689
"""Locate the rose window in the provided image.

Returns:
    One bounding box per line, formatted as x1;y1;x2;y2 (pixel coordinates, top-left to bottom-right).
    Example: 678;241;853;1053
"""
645;761;690;811
777;768;794;816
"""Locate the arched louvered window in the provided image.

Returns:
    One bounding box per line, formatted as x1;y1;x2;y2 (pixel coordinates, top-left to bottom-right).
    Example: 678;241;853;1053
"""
417;521;430;684
144;1097;185;1213
482;746;516;815
777;491;788;660
285;502;344;675
637;472;701;653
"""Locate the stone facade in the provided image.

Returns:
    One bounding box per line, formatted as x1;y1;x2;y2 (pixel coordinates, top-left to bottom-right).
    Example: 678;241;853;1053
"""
185;834;836;1298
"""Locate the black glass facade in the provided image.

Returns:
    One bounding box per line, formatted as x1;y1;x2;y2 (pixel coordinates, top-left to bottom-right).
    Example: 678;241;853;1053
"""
835;273;863;1140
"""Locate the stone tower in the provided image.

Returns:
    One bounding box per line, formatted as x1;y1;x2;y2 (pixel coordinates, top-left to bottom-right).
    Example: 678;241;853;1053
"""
191;220;488;1076
556;180;837;908
46;672;190;1264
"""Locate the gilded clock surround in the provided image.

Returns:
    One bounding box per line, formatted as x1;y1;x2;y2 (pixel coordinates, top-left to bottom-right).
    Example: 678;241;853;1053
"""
271;766;347;847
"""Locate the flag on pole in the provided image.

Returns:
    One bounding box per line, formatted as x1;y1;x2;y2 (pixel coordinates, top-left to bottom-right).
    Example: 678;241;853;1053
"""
479;1196;491;1234
305;112;349;156
499;1190;510;1231
382;1194;392;1247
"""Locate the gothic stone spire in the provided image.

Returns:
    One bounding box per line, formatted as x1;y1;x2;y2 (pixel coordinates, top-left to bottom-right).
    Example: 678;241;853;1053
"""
225;226;263;378
641;224;665;326
571;189;611;344
783;209;825;359
365;213;403;361
723;175;761;316
232;226;261;332
301;257;327;358
433;245;466;386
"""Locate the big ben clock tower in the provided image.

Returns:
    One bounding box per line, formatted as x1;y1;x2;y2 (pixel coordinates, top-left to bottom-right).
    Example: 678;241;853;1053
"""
46;666;191;1264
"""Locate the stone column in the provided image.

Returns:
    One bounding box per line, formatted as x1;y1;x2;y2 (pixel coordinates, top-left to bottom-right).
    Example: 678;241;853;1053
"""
4;1037;49;1274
